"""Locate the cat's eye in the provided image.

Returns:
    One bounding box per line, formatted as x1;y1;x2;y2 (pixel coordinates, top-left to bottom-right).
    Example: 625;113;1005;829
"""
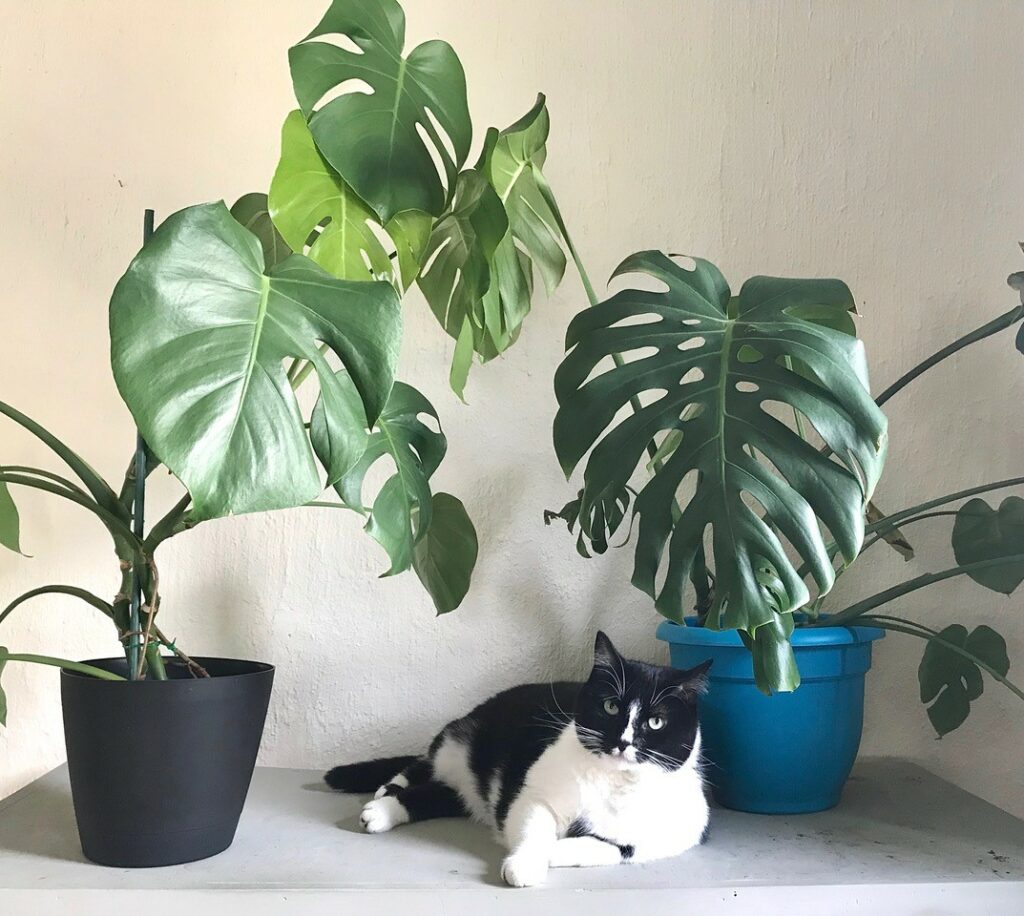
603;699;620;716
648;715;666;730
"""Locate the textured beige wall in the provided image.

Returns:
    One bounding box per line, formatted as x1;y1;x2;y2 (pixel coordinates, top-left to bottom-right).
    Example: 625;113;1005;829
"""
2;0;1023;816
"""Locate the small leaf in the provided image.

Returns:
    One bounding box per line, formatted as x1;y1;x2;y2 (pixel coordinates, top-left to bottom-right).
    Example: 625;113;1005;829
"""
951;497;1024;594
918;624;1009;736
0;481;22;554
230;193;292;268
412;493;479;614
449;318;475;403
738;614;801;694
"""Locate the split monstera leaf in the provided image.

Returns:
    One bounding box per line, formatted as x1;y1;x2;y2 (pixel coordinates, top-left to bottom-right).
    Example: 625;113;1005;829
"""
553;252;890;692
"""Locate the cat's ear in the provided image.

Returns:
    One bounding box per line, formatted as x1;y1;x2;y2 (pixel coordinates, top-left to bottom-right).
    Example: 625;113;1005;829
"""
671;658;713;698
593;630;622;668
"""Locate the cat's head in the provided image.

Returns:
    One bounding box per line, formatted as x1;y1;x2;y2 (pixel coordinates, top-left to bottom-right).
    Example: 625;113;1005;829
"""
574;631;711;771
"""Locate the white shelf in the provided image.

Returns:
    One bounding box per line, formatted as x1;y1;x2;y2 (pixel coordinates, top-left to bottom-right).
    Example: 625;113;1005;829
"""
1;758;1021;914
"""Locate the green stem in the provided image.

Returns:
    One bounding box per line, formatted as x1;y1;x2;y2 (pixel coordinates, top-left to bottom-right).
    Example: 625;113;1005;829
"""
289;343;330;391
865;478;1024;536
875;303;1024;407
143;493;193;551
1;653;126;681
859;510;958;554
0;400;124;517
1;585;113;627
859;615;1024;704
0;466;91;499
0;472;140;549
825;553;1024;626
305;500;354;510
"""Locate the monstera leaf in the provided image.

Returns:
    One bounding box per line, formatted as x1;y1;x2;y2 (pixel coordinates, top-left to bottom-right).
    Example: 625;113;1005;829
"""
486;94;566;295
269;111;431;288
289;0;472;222
554;252;888;692
417;166;527;396
313;378;444;575
110;202;402;521
0;482;20;554
420;102;565;397
230;193;292;269
412;492;478;614
544;486;633;559
952;497;1024;594
919;624;1009;736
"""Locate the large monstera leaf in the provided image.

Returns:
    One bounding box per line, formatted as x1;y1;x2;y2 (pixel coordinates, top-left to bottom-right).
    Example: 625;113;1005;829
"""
110;202;402;521
269;111;430;289
554;252;888;692
311;377;477;611
288;0;472;223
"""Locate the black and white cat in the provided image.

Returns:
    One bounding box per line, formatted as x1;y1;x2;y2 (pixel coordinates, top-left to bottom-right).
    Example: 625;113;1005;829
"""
325;631;711;887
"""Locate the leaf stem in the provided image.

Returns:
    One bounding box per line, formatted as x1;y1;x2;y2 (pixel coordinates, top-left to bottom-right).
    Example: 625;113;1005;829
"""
824;553;1024;626
1;653;126;681
859;615;1024;704
859;510;958;554
875;303;1024;407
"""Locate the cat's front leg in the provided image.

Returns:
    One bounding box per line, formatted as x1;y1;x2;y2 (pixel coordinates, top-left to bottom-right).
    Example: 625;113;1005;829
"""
500;799;559;887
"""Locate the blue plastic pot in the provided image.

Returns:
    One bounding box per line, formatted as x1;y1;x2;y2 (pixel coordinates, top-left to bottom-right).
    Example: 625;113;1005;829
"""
657;618;883;814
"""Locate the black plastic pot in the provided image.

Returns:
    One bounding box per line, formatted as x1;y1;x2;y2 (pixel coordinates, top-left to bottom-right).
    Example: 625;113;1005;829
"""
61;656;274;868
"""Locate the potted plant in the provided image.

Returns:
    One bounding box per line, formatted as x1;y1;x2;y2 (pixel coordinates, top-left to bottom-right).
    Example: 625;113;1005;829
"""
548;249;1024;814
0;0;566;866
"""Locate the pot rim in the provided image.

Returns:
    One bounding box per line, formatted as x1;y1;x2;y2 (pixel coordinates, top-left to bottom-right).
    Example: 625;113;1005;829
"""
60;656;275;682
657;617;884;648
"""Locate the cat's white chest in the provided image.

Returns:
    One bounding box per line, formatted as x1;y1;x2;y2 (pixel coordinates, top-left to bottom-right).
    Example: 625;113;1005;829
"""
576;766;664;841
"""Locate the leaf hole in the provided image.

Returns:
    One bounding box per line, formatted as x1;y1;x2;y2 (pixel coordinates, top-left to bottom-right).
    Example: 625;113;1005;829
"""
310;33;366;56
316;78;375;108
735;381;760;393
680;367;705;385
420;236;452;278
416;121;452;200
677;336;705;352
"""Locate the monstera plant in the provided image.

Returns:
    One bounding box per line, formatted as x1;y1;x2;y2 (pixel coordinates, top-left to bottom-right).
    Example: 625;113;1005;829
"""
550;244;1024;735
0;0;573;698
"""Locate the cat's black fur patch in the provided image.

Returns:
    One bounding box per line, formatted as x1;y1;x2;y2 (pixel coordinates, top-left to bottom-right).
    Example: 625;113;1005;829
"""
567;816;633;860
397;781;468;821
325;755;418;792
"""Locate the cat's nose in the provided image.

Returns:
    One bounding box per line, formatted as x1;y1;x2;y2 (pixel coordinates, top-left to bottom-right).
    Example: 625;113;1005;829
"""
616;740;630;752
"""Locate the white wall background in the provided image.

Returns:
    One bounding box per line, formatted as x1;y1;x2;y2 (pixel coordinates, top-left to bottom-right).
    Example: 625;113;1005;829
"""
2;0;1023;816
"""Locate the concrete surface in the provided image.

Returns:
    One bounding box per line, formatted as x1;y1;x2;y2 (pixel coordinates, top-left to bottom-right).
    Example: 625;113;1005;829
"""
1;758;1022;914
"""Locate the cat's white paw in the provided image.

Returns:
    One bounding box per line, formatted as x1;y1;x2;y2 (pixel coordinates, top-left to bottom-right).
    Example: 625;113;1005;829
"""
501;852;549;887
359;797;408;834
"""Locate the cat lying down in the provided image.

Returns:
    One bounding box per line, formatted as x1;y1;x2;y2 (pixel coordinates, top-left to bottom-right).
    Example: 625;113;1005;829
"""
325;631;712;887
